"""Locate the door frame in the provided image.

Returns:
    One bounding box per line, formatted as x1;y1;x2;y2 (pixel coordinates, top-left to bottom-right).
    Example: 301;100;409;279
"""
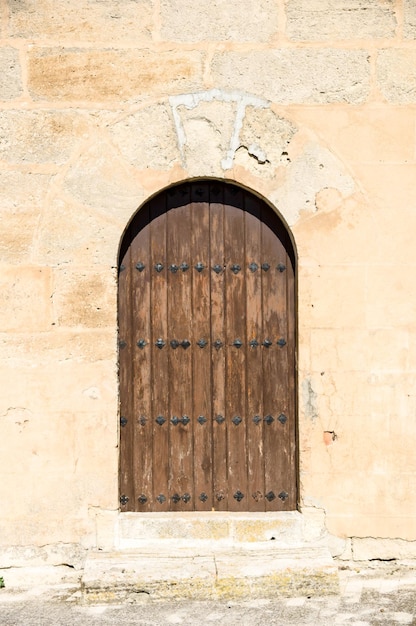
117;177;299;513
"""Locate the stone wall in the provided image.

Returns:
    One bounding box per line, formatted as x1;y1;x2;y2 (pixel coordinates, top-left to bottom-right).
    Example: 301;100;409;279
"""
1;0;416;561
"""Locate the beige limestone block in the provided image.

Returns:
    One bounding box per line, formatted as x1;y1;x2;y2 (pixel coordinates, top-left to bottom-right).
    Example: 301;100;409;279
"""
36;196;121;267
0;110;91;164
0;512;89;546
377;49;416;103
294;194;364;264
407;332;416;370
309;329;370;373
28;47;204;102
327;535;352;559
358;417;416;473
211;49;371;104
357;163;416;212
366;265;416;328
108;104;180;169
0;47;22;100
404;1;416;39
291;107;416;164
367;373;398;418
0;171;50;263
160;0;278;42
0;208;39;264
0;410;76;472
0;543;86;569
0;170;50;211
74;417;118;507
299;264;367;329
77;466;118;505
367;328;410;372
0;360;117;413
273;142;355;223
120;514;230;543
63;140;144;219
0;330;116;366
0;471;94;542
327;511;416;541
348;166;416;264
52;268;116;328
177;100;237;176
286;0;397;41
353;537;416;559
0;266;53;332
92;509;119;551
234;107;296;178
324;473;416;538
0;330;116;370
8;0;154;43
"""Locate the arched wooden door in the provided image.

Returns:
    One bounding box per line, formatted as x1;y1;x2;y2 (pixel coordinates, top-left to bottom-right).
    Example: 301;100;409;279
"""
118;181;297;512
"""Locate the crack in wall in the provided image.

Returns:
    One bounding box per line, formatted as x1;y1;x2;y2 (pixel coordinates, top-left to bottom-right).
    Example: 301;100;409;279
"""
237;143;270;165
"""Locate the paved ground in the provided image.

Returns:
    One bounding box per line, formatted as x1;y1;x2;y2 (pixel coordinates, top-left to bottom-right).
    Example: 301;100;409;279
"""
1;562;416;625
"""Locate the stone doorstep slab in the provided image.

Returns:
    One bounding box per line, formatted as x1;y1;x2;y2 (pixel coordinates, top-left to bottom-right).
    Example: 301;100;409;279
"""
82;545;339;601
117;511;312;548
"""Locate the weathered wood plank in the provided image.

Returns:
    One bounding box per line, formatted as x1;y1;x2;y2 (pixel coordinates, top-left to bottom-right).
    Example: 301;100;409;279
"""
224;185;247;511
210;183;228;511
131;204;152;511
244;194;265;511
191;182;212;511
167;185;193;511
149;198;169;511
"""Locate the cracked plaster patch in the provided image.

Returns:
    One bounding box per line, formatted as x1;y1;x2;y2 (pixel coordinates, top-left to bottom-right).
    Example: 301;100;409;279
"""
169;89;269;170
176;100;238;177
272;143;356;225
234;106;297;177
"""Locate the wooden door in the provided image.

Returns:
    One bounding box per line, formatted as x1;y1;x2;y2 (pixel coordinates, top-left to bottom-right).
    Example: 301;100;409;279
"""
118;181;297;512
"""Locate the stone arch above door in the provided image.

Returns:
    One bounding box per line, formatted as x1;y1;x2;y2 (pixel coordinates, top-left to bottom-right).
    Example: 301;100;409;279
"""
61;88;356;255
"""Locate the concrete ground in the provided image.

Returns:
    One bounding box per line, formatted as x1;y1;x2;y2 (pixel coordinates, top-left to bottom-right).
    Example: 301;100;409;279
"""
1;562;416;625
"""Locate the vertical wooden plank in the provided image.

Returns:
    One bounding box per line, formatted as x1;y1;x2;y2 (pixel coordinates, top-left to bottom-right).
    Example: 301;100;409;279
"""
130;206;152;511
191;182;212;511
167;185;194;511
244;194;265;511
149;196;170;511
118;244;134;511
261;217;290;512
286;253;297;510
210;183;227;511
224;185;247;511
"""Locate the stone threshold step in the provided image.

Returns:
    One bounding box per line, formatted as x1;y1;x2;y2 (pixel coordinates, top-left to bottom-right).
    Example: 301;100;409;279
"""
117;511;314;547
82;545;339;601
